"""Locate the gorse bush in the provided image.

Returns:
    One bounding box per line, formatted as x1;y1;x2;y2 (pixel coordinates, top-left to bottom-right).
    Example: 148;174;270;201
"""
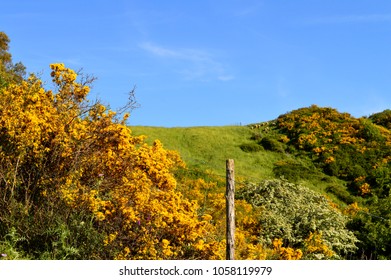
267;106;391;259
277;105;391;197
0;60;221;259
369;109;391;130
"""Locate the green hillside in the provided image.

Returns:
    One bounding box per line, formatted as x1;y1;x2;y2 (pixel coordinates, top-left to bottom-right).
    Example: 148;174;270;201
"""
131;106;391;200
130;123;345;203
131;125;280;180
131;105;391;260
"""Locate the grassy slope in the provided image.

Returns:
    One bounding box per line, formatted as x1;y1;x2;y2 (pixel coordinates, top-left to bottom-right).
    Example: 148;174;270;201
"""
130;125;283;181
130;125;347;204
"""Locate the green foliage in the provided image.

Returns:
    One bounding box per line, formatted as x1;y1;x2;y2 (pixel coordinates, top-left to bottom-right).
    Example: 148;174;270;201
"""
0;227;30;260
323;144;368;180
0;191;105;259
273;158;319;182
259;136;285;153
0;31;25;86
325;185;355;205
277;105;391;197
250;132;262;142
359;118;385;143
367;166;391;197
347;197;391;259
35;216;104;260
369;109;391;129
237;179;358;259
0;31;12;64
126;107;391;259
239;142;263;153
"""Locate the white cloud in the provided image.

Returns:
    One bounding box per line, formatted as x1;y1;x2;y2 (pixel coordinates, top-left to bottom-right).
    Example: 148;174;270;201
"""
139;42;234;81
139;42;182;58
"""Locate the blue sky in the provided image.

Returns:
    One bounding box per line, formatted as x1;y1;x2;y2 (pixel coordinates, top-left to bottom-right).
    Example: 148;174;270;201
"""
1;0;391;127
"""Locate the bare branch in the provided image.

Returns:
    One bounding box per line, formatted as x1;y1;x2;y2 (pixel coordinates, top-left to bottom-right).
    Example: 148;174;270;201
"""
76;68;98;88
116;85;140;116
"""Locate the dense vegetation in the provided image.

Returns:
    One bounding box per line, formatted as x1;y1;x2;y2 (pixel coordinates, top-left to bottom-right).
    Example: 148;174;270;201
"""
132;109;391;259
276;105;391;259
0;32;219;260
1;32;390;260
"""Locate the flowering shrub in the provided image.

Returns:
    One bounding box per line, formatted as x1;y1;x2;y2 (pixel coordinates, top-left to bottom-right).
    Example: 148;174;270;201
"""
277;105;391;197
0;63;220;259
271;238;303;260
302;232;334;260
236;179;358;259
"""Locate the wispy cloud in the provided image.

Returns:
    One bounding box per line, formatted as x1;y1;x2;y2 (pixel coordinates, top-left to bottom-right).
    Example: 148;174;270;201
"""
140;42;184;58
307;13;391;24
139;42;234;81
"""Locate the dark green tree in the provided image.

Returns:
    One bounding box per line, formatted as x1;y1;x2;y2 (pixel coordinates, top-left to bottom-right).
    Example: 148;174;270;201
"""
0;31;26;87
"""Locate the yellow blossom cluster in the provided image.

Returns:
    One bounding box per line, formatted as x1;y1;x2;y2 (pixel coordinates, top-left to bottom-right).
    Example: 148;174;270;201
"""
303;232;334;259
343;202;361;216
277;105;364;157
271;238;303;260
0;63;220;260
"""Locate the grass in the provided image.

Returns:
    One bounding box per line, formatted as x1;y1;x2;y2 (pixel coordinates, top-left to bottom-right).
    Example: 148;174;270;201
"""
130;125;349;207
130;125;284;181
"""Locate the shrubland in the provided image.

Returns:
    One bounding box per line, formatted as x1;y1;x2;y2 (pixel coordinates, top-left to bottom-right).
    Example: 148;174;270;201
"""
133;105;391;259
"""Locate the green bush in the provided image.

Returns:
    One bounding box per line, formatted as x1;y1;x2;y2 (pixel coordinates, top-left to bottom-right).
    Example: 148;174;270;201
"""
0;227;30;260
250;132;263;141
367;166;391;198
259;137;285;153
0;197;105;260
325;185;355;204
369;109;391;129
239;142;263;153
359;118;385;143
322;144;368;180
236;179;358;259
273;159;317;182
347;196;391;259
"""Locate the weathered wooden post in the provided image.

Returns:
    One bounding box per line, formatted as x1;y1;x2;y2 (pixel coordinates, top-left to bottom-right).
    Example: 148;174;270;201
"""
226;159;235;260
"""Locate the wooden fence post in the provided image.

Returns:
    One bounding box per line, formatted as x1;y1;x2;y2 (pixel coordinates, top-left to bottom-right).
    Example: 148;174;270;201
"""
226;159;235;260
